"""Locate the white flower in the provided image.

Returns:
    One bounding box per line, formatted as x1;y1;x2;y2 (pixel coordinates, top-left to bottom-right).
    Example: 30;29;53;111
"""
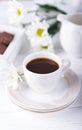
26;20;54;52
8;0;27;26
26;20;49;37
0;56;22;90
26;20;49;46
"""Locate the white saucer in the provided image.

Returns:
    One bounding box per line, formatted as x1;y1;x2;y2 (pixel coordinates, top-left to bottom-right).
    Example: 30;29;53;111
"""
7;69;81;113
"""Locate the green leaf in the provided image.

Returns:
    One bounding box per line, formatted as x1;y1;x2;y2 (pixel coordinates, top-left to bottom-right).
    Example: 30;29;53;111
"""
37;4;66;14
48;21;61;36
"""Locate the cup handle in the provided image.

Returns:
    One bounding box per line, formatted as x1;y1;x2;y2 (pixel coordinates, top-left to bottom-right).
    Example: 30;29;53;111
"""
62;59;70;73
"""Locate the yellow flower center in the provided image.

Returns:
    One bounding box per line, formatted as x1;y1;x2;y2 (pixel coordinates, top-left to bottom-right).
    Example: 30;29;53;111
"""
17;9;21;16
36;28;44;37
41;45;48;49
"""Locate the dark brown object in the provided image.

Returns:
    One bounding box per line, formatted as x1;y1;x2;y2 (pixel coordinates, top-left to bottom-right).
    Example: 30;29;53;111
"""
0;32;14;54
3;32;14;46
26;58;59;74
0;43;7;54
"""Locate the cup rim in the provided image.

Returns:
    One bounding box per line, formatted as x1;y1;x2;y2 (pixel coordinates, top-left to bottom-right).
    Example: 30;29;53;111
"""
23;52;62;75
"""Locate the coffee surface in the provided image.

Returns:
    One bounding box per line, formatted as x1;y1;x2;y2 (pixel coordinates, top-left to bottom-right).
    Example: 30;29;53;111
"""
26;58;59;74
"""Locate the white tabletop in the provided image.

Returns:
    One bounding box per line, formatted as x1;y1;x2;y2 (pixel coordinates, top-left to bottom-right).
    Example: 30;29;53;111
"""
0;1;82;130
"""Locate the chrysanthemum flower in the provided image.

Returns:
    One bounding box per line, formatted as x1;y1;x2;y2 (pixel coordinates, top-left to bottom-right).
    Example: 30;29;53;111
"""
8;0;27;26
26;20;54;52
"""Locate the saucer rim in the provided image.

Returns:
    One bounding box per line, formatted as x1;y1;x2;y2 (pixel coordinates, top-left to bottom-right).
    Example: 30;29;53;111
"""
8;95;76;113
7;69;81;113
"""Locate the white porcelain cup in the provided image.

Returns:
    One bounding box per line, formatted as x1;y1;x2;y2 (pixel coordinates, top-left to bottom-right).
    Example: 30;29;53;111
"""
23;52;70;94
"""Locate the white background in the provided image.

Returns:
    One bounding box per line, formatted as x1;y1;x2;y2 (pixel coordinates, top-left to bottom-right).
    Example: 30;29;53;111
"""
0;1;82;130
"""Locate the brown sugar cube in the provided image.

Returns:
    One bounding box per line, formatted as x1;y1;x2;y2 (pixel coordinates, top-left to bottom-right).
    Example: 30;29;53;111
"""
0;43;7;54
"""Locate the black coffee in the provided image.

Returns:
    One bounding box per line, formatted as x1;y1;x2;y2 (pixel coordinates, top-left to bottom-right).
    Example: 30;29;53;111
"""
26;58;59;74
